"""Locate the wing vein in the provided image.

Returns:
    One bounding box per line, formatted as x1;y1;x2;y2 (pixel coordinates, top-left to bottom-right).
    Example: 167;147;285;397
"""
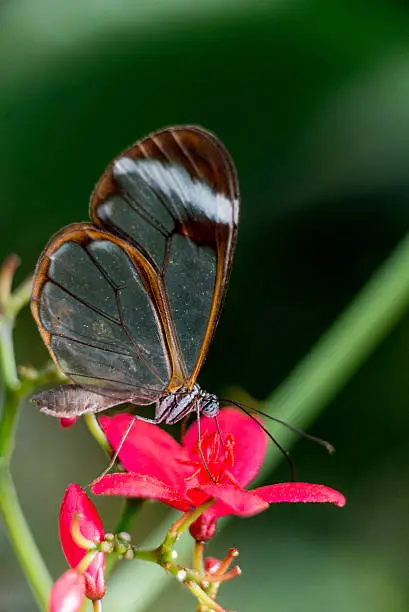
49;331;137;357
120;191;171;238
114;290;166;385
64;371;148;391
83;246;167;386
47;279;121;325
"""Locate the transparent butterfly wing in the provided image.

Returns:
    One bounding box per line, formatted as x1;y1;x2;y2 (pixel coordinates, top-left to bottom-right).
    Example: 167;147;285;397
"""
32;224;174;406
31;126;239;416
90;126;240;386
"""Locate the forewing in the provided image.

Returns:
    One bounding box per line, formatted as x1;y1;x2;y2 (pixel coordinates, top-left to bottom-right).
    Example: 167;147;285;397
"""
90;126;239;386
31;224;177;407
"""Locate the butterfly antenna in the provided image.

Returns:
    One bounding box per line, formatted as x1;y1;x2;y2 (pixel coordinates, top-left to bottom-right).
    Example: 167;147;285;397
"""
221;398;335;455
228;400;296;481
196;402;217;484
90;414;138;487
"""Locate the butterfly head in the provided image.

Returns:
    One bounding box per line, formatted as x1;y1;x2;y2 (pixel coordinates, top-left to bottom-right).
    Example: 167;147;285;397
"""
199;390;219;418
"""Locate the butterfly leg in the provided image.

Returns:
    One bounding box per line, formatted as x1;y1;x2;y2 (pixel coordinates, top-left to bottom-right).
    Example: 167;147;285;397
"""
91;402;168;485
195;401;217;483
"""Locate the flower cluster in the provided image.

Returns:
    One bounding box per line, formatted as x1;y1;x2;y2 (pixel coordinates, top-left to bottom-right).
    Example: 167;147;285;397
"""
52;408;345;610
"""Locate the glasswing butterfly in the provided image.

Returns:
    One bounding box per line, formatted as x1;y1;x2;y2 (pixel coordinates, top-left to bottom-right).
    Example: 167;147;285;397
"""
31;126;239;427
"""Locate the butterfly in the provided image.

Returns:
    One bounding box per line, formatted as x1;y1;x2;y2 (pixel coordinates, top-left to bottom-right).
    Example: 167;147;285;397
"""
31;126;240;426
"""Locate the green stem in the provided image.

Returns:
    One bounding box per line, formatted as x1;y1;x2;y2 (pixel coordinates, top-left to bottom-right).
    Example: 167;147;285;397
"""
0;255;20;308
255;227;409;480
0;267;54;611
0;386;21;462
0;316;21;462
0;467;52;610
115;499;144;534
185;581;225;612
162;500;215;554
0;320;19;389
193;541;205;573
85;414;112;455
5;276;33;320
132;548;161;564
104;231;409;612
0;317;21;461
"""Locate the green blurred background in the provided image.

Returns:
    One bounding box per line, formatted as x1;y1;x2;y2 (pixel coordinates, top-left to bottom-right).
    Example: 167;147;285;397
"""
1;1;409;610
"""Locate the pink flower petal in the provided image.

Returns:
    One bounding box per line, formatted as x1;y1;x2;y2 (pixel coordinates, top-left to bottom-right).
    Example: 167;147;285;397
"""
59;484;105;599
255;482;346;507
99;414;189;489
183;408;267;487
92;473;190;511
49;570;85;612
191;482;269;517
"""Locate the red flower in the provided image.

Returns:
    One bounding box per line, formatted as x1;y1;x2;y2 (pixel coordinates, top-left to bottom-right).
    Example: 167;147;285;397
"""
92;409;345;540
49;569;85;612
57;484;106;602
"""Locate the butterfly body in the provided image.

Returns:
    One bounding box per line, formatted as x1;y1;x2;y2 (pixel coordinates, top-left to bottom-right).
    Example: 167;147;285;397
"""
31;126;239;422
156;385;219;425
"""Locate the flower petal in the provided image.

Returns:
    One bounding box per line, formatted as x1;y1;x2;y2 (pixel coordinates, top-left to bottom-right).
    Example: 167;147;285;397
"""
99;414;189;489
255;482;346;507
183;408;267;487
49;570;85;612
92;472;190;511
191;482;269;517
59;484;104;572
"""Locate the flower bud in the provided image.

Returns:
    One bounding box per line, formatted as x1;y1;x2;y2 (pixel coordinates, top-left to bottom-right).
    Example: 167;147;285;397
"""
84;558;106;600
189;514;217;542
59;484;106;600
60;417;78;428
204;557;222;575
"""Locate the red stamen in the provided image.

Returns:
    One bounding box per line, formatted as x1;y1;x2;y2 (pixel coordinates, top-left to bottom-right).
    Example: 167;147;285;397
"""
181;431;237;483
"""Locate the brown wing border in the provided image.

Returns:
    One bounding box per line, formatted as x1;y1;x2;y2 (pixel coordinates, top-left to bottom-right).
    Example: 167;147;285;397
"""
89;125;240;389
31;222;187;393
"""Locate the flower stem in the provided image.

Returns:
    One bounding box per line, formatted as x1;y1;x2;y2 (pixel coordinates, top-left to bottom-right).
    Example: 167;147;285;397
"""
0;260;53;611
0;255;20;308
0;386;21;463
215;548;239;576
131;548;161;564
0;319;19;389
0;467;52;610
185;581;226;612
255;228;409;481
116;499;144;534
193;541;205;573
85;414;112;455
167;500;215;543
